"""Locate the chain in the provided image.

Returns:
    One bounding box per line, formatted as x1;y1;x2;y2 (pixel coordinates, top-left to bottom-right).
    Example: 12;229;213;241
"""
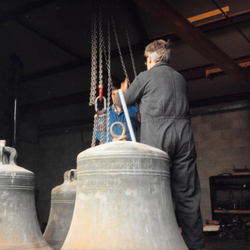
90;0;110;146
124;22;137;78
89;0;98;106
111;12;130;85
99;0;112;143
105;6;112;143
90;0;139;145
91;114;98;147
91;112;107;147
99;113;107;144
99;1;109;89
98;2;103;89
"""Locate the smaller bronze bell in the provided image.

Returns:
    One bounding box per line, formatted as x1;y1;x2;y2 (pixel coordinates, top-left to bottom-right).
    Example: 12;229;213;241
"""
43;169;77;250
0;140;53;250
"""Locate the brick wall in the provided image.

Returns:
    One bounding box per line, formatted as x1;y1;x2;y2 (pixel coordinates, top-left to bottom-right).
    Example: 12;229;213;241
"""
191;108;250;223
35;129;92;230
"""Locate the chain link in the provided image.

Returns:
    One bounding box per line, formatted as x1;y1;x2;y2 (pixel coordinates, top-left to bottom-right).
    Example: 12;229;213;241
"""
91;114;98;147
91;96;107;147
124;22;137;78
98;0;112;143
90;0;139;145
105;6;112;143
90;0;108;146
98;2;103;88
91;112;107;147
89;0;98;106
111;12;130;85
99;113;107;144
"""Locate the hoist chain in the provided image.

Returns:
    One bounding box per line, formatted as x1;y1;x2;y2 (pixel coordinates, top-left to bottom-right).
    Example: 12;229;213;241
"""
92;96;108;147
98;0;112;143
91;112;107;147
99;3;110;91
91;114;98;147
90;0;113;146
98;2;103;89
124;22;139;110
105;9;112;143
90;0;139;145
89;0;98;106
99;113;107;144
111;12;130;85
124;22;137;78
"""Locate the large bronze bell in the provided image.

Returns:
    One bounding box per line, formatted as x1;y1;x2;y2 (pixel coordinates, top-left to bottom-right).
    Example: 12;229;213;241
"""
43;169;77;250
0;140;53;250
62;141;188;249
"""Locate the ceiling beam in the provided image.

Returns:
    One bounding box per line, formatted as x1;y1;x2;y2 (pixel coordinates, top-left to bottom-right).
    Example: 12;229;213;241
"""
133;0;250;85
210;0;250;44
19;56;250;115
13;16;122;82
187;6;229;23
1;3;121;83
180;56;250;81
12;16;87;61
195;10;250;35
20;60;89;82
159;9;250;42
125;0;150;46
0;0;87;61
189;92;250;108
0;0;57;23
19;10;250;83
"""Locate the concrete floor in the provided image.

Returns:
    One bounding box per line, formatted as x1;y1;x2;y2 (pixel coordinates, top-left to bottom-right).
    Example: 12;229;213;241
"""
204;233;249;250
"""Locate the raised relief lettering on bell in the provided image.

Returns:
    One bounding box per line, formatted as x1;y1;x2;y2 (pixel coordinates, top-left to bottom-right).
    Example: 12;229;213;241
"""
62;141;188;250
43;169;77;250
0;141;53;250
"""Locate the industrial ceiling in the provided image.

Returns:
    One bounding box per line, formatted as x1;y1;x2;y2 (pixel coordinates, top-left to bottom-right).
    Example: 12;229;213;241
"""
0;0;249;135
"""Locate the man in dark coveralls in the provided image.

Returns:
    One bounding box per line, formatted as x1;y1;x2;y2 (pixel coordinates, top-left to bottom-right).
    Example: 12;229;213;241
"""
116;39;205;250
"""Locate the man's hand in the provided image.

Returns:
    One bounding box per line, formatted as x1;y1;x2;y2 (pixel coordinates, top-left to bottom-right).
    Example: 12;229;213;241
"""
136;110;141;122
121;78;129;92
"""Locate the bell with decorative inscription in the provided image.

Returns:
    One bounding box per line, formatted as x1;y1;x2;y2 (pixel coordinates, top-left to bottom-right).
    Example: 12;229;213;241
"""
62;141;188;249
0;140;53;250
43;169;77;250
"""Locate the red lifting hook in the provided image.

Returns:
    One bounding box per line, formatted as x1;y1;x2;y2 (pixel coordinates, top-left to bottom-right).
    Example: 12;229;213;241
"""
98;83;103;101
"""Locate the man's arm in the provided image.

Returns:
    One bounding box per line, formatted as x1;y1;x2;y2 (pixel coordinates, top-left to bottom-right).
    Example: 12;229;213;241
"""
128;106;140;126
121;78;129;92
117;74;144;108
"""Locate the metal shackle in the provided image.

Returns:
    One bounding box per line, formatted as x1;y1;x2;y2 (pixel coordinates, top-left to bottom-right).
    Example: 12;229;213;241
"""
94;96;106;112
0;140;17;165
110;121;126;139
64;169;77;182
